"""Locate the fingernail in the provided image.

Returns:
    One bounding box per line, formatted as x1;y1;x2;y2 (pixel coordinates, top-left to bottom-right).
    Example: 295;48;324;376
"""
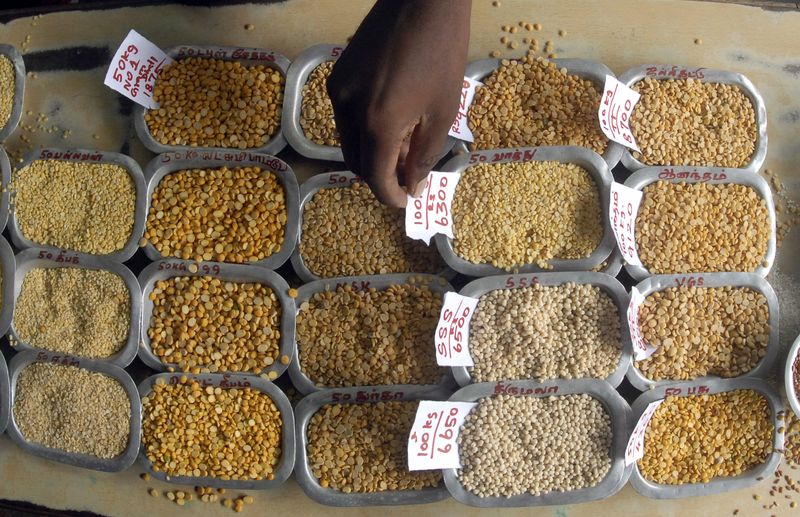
412;178;427;198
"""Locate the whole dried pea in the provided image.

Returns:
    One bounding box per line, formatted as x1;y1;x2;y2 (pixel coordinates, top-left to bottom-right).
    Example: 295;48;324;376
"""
452;160;603;270
296;282;445;387
470;283;621;381
307;401;442;493
636;285;770;380
631;77;757;167
458;394;612;497
300;61;339;146
468;52;607;154
145;166;287;264
300;181;444;277
145;57;284;149
639;390;773;484
636;181;770;274
0;54;15;128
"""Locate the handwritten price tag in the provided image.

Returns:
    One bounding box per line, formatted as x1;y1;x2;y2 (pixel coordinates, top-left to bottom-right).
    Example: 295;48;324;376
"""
407;400;476;471
435;292;479;367
625;399;664;465
104;29;173;109
448;77;482;142
628;287;656;361
610;182;643;267
598;75;641;152
405;171;460;245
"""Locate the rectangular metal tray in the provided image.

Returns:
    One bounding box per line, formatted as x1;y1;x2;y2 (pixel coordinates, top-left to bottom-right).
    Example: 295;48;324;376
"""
142;151;299;270
616;64;767;174
622;167;776;281
443;379;631;507
8;247;141;367
0;144;11;232
456;58;623;170
137;372;295;490
288;273;456;394
0;235;16;337
625;273;780;391
628;377;783;499
7;148;147;263
289;171;453;283
133;45;290;156
454;272;632;388
436;145;615;275
293;384;451;506
6;350;141;472
0;44;25;142
137;258;295;379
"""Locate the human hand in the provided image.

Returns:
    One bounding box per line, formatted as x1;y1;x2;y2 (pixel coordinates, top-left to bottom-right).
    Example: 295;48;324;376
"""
327;0;472;207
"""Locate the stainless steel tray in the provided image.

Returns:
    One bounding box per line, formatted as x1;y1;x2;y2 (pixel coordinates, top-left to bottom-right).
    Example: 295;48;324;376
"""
615;65;767;173
6;350;141;472
625;273;780;391
622;167;776;281
0;144;11;232
133;45;290;156
0;235;16;337
444;379;631;507
456;58;623;169
7;148;147;263
0;44;25;142
293;384;451;506
0;351;9;435
453;272;632;388
142;151;299;270
628;377;783;498
137;372;295;489
9;247;141;367
288;273;455;394
137;258;295;379
435;146;615;275
289;171;452;282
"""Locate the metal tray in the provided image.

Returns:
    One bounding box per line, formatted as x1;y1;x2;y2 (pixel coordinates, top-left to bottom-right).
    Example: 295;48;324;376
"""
453;272;632;388
456;58;623;169
0;44;25;142
622;167;776;281
137;372;295;489
290;171;452;282
629;377;783;498
294;384;451;506
0;350;9;435
7;148;147;263
444;379;631;507
288;273;455;394
137;258;295;379
785;333;800;420
615;65;767;173
8;248;141;367
626;273;780;391
6;350;141;472
142;151;299;270
0;145;11;232
0;235;16;337
435;146;615;275
133;45;290;155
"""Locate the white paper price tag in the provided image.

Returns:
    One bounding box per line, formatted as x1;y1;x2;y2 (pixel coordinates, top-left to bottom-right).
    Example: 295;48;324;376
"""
448;77;482;142
405;171;460;245
610;181;644;267
407;400;476;471
435;292;479;367
104;29;173;109
598;75;641;152
628;287;656;361
625;399;664;465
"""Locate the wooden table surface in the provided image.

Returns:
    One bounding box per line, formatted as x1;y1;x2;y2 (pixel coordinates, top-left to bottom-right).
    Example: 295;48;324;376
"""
0;1;799;515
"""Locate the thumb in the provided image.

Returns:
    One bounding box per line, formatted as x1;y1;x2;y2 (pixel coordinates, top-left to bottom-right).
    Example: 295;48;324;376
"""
401;115;450;197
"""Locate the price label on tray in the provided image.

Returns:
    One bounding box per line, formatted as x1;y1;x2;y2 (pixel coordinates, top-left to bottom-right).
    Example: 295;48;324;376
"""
104;29;173;109
435;292;478;367
405;171;460;245
628;286;656;361
408;400;476;471
448;77;482;142
625;399;664;465
598;75;641;152
610;181;643;267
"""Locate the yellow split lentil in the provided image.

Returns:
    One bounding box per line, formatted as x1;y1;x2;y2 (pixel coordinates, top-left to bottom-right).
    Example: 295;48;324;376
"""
0;54;15;128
